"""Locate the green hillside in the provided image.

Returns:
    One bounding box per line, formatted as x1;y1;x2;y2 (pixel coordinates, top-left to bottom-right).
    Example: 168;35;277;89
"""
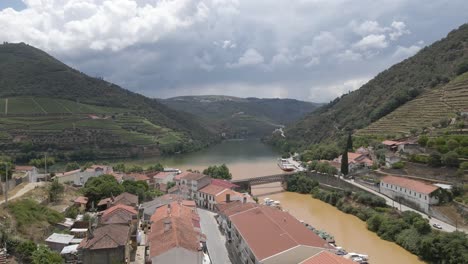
0;43;217;161
357;73;468;136
269;23;468;151
161;95;320;138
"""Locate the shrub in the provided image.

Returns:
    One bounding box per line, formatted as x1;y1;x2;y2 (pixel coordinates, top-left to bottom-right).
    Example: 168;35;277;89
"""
392;161;406;169
427;152;442;167
442;151;460;167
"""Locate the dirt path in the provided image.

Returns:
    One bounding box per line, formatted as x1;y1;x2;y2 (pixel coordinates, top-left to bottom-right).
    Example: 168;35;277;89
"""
0;182;46;205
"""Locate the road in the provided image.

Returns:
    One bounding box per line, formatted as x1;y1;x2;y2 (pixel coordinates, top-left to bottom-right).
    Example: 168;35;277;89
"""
344;179;464;233
197;209;232;264
0;182;45;205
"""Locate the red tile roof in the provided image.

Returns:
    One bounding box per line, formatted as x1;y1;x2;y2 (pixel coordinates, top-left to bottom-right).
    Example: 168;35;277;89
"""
230;205;331;261
180;172;208;181
174;171;191;181
381;176;440;194
74;196;88;205
216;201;258;216
14;165;35;171
382;140;400;146
148;202;202;258
127;173;150;182
300;251;356;264
182;200;196;207
210;179;239;189
198;184;226;196
101;204;137;224
79;225;130;250
154;172;174;179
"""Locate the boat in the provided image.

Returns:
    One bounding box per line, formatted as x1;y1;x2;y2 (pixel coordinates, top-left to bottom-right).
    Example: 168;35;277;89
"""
277;158;296;172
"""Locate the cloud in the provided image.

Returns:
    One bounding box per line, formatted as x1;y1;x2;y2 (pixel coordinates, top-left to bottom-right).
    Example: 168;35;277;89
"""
227;48;264;68
0;0;466;103
389;21;410;40
309;77;371;102
392;43;423;60
353;34;388;50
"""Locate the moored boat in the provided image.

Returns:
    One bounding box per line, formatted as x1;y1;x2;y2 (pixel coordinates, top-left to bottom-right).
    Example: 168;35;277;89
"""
277;158;296;172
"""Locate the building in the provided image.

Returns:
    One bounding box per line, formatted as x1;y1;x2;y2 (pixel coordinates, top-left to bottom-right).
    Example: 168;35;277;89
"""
141;194;182;220
100;204;138;225
382;139;420;154
333;152;373;172
210;178;239;189
178;172;211;200
198;184;253;211
45;233;75;252
220;203;331;264
74;196;88;212
123;173;150;184
380;175;440;213
78;224;131;264
299;251;355;264
55;165;113;186
385;153;401;168
97;192;138;210
147;201;205;264
14;165;38;182
153;171;178;185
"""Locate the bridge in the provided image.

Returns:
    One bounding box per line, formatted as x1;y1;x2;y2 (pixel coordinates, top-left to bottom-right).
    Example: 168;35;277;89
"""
231;173;298;193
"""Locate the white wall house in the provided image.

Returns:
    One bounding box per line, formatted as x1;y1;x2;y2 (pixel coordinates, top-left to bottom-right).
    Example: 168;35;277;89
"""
380;176;440;213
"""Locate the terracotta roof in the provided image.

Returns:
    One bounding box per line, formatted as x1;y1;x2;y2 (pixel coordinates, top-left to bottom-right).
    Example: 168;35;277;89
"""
174;171;191;181
126;173;150;182
182;200;196;207
74;196;88;205
381;176;439;194
300;251;356;264
148;202;202;258
230;205;331;261
216;201;258;216
154;172;175;179
198;184;226;196
14;165;35;171
114;192;138;206
79;225;130;250
211;179;239;189
97;197;112;207
57;169;81;177
180;172;208;181
101;204;137;224
168;185;180;194
215;189;253;204
382;140;400;146
158;183;167;192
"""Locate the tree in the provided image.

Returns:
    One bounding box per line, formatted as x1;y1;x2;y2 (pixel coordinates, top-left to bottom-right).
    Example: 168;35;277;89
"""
65;162;80;172
48;179;64;202
418;135;429;147
341;150;349;175
122;180;150;202
148;163;164;172
113;163;126;172
427;152;442;167
447;139;459;151
16;240;36;263
0;158;14;181
126;165;143;173
203;164;232;180
31;245;62;264
410;128;418;136
29;157;55;168
82;175;124;205
346;133;353;151
167;181;176;190
442;151;460;167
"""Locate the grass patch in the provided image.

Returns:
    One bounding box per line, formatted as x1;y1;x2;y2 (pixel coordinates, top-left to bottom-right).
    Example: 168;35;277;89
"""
7;199;64;230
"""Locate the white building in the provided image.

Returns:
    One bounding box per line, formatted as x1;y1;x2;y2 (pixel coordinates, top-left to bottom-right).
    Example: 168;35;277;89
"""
380;176;440;213
178;172;211;200
54;165;113;186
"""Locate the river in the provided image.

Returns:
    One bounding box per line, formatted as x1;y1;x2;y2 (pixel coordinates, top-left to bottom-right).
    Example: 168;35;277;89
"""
123;139;424;263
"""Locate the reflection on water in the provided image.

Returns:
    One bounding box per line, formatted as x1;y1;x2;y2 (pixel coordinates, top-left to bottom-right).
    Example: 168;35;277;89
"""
267;192;424;264
118;139;283;179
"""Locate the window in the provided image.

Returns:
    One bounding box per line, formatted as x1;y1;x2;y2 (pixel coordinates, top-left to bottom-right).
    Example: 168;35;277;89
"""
425;196;427;200
419;194;421;198
400;187;402;191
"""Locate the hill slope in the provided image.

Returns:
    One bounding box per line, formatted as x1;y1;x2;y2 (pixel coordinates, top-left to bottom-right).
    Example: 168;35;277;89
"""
161;95;320;138
357;73;468;136
271;23;468;150
0;43;217;160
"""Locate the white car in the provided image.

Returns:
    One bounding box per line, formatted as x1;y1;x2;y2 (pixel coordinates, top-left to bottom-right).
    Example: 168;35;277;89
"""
432;223;443;229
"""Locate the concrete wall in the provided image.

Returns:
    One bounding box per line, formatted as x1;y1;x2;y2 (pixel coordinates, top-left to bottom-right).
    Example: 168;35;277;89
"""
151;247;203;264
81;247;126;264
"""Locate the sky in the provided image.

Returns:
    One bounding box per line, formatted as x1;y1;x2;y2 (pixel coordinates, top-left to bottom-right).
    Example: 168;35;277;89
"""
0;0;467;102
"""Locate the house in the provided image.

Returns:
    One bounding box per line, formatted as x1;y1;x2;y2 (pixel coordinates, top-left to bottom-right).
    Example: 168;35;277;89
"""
382;140;400;151
74;196;88;211
223;204;332;264
385;153;401;168
299;250;356;264
147;202;205;264
141;194;182;220
97;192;138;210
45;233;75;252
55;165;113;186
333;152;373;172
123;173;150;184
14;165;38;182
380;175;440;213
382;139;420;154
78;224;131;264
152;171;178;185
178;172;211;200
100;204;138;225
197;184;253;211
210;178;239;189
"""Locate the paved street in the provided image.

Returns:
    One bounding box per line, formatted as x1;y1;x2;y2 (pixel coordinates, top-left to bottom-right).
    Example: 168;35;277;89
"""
345;179;466;233
197;208;232;264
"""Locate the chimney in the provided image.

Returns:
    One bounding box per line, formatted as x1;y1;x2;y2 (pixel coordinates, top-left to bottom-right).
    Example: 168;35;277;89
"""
243;196;247;204
167;204;172;215
106;200;111;209
226;193;231;203
164;219;171;231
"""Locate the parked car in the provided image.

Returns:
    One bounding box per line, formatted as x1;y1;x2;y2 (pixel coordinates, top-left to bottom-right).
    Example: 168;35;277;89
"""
432;223;443;229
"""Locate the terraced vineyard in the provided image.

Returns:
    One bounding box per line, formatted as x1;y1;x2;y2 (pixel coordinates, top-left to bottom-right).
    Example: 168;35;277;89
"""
357;73;468;136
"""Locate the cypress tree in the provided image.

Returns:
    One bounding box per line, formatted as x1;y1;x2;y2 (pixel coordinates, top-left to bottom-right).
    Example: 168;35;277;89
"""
341;149;349;175
346;133;353;151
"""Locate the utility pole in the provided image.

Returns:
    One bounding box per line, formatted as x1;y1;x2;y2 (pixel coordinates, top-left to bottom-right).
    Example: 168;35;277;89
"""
44;152;47;177
4;163;8;206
